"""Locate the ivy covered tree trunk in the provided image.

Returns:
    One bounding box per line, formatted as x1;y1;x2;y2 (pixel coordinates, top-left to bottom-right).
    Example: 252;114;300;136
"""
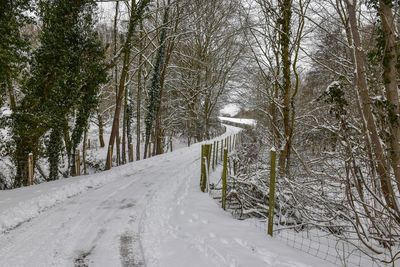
278;0;293;176
97;110;105;148
144;3;170;158
13;0;106;186
48;128;62;180
13;112;42;187
377;0;400;192
0;0;30;111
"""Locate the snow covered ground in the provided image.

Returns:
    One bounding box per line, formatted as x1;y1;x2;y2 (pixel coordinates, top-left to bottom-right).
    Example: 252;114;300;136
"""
219;117;256;126
0;125;332;267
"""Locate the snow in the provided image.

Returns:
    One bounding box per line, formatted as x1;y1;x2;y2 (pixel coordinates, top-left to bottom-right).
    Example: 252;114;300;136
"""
0;125;331;267
219;117;257;126
220;104;241;117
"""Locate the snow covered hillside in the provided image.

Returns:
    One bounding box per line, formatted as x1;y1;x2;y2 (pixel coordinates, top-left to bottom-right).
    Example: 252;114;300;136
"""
0;125;331;267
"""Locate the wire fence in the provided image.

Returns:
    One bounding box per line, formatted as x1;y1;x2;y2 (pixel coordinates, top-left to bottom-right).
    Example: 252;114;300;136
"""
206;137;397;267
247;217;391;267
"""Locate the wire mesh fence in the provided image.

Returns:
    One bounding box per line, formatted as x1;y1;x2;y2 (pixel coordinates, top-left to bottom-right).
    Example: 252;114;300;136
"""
247;217;392;267
206;137;398;267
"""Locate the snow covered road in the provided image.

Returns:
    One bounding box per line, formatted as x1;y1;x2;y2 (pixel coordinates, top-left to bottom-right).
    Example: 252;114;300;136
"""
0;125;332;267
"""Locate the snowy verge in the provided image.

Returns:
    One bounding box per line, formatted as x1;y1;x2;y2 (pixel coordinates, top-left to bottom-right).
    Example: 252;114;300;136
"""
0;172;117;234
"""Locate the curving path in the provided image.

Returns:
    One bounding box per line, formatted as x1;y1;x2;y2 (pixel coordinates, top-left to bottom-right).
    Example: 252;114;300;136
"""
0;125;332;267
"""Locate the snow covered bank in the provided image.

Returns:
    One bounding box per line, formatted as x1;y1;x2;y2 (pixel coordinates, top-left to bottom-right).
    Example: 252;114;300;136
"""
219;116;256;126
0;169;119;233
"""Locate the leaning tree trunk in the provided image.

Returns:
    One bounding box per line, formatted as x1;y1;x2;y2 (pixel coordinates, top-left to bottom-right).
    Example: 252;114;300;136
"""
345;0;399;215
106;0;150;170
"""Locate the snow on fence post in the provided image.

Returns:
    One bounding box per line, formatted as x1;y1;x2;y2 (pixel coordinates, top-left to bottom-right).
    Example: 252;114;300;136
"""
75;149;81;176
129;143;134;162
221;148;228;210
268;147;277;237
28;153;33;186
108;145;112;170
212;141;216;170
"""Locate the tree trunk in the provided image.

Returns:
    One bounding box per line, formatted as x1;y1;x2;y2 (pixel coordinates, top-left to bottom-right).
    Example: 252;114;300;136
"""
6;77;16;111
144;3;170;157
122;83;128;164
97;110;105;148
62;118;72;173
378;0;400;192
114;1;121;167
136;21;143;161
106;0;150;169
345;0;399;214
278;0;293;176
83;128;88;175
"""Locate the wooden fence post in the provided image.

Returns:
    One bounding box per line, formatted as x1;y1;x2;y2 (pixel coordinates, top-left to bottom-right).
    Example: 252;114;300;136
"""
206;144;212;176
221;139;224;161
116;136;121;165
216;141;219;165
129;143;134;162
221;148;228;210
83;146;87;175
200;145;207;192
76;149;81;176
200;145;204;189
268;147;277;236
28;153;33;186
148;142;152;158
108;145;112;170
212;141;216;170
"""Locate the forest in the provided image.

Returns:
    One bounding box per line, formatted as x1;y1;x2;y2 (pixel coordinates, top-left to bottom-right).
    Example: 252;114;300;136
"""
1;0;400;266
